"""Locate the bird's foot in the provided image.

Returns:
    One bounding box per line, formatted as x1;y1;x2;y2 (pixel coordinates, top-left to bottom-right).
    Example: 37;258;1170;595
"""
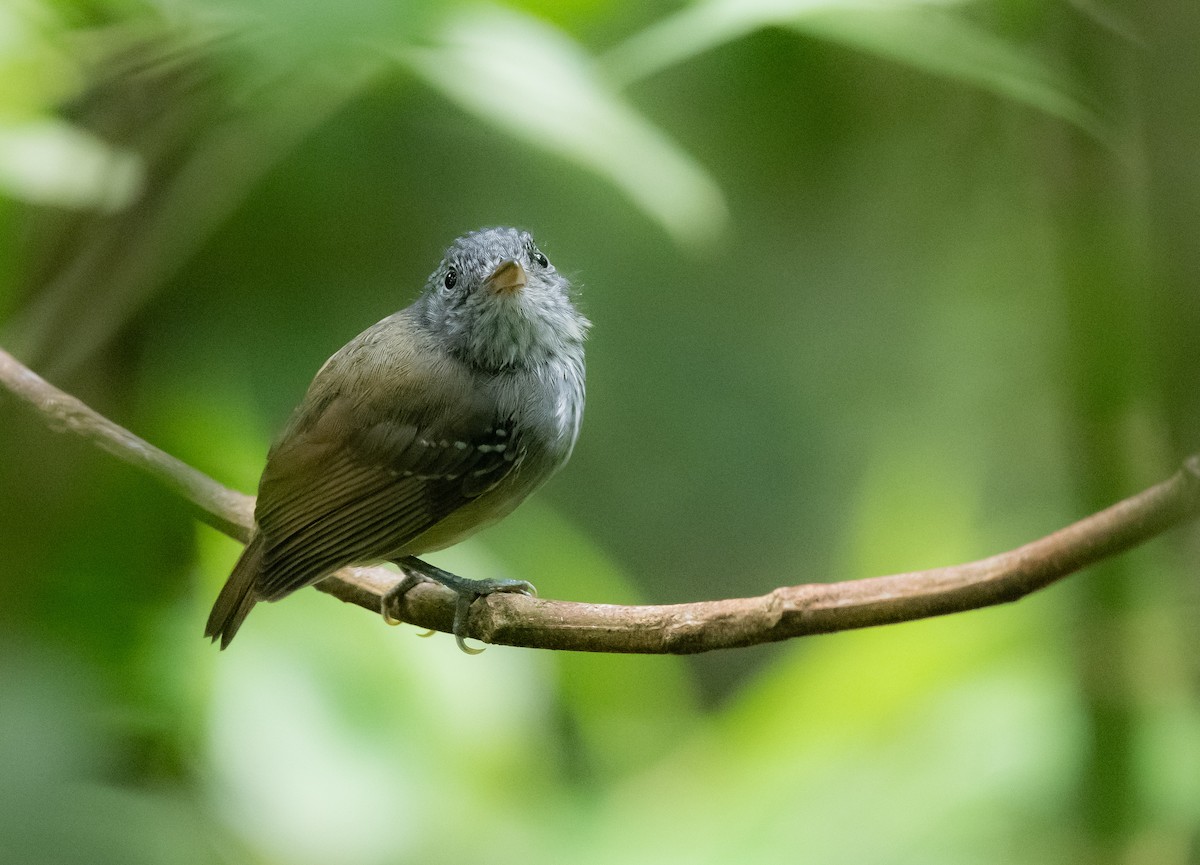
380;571;432;627
391;557;536;654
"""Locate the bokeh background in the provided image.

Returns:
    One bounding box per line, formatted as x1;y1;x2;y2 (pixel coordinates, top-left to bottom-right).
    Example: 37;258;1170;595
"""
2;0;1199;862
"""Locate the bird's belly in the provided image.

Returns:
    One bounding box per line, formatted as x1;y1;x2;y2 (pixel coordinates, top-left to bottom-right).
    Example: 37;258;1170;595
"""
398;490;521;555
390;446;564;557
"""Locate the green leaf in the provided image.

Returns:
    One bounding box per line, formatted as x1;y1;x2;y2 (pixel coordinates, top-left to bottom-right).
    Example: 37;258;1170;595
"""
0;0;83;119
793;5;1110;143
0;118;143;210
394;4;728;247
605;0;1110;142
0;1;141;211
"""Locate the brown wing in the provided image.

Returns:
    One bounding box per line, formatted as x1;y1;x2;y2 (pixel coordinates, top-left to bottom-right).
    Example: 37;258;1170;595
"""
250;392;521;602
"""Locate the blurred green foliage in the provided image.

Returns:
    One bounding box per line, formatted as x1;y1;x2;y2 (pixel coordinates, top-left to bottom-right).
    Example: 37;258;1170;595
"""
1;0;1198;863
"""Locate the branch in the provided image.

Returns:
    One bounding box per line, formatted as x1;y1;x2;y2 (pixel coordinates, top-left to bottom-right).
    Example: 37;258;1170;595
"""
3;345;1199;653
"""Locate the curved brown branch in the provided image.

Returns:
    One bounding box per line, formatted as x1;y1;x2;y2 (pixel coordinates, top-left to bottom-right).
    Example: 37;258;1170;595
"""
3;345;1199;653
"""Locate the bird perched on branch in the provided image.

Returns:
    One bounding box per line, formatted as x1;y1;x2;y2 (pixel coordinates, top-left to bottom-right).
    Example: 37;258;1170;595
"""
205;227;589;652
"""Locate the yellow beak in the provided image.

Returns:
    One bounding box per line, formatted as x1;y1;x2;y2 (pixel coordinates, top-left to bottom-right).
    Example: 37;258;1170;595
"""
485;259;527;296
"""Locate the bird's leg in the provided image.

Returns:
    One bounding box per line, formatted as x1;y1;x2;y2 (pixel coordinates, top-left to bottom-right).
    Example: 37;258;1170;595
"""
386;556;536;654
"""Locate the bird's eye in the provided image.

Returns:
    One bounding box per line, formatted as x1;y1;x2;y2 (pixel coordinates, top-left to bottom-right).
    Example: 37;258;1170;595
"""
532;250;549;268
443;268;458;290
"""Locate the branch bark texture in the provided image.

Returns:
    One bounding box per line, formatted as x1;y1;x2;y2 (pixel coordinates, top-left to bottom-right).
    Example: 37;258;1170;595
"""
3;346;1199;654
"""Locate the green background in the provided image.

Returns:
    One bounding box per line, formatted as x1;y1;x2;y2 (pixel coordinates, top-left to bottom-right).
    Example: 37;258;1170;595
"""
1;0;1198;862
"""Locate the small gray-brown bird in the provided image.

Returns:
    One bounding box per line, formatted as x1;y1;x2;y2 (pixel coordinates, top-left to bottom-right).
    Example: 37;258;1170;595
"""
205;227;588;651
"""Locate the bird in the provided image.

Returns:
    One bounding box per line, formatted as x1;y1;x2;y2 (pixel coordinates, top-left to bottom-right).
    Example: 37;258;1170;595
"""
204;226;589;652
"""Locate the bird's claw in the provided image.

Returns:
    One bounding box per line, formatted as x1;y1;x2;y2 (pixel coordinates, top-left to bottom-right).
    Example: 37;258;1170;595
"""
450;578;536;654
387;557;537;655
453;593;485;655
380;571;430;627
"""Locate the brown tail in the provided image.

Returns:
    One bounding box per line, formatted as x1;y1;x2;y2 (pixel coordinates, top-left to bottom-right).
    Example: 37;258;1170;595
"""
205;533;265;649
